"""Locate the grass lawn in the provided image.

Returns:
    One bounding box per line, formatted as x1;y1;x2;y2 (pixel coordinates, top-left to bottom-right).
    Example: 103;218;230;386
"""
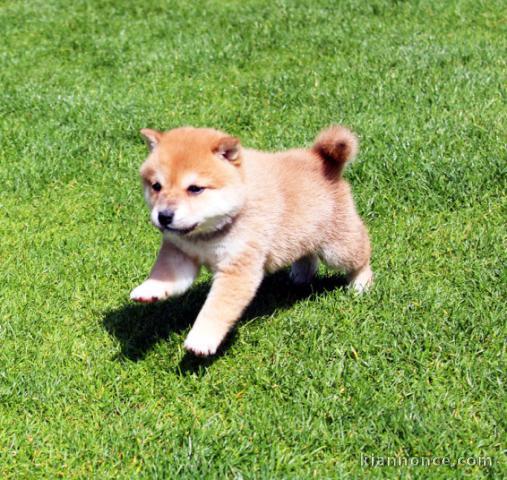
0;0;505;478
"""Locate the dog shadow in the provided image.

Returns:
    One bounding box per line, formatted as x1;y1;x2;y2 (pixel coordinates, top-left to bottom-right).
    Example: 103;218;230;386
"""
102;270;347;373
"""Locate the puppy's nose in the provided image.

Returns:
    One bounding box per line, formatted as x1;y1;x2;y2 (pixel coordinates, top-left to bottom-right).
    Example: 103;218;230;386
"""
158;209;174;227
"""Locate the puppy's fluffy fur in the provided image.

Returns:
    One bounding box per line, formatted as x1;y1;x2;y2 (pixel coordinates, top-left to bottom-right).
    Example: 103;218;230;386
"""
131;126;372;356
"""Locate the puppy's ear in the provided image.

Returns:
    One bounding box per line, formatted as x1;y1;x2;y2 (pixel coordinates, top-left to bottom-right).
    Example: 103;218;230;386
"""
140;128;162;152
214;136;241;164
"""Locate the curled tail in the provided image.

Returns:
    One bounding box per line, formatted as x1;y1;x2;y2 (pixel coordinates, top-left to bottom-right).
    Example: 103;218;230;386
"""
312;125;359;177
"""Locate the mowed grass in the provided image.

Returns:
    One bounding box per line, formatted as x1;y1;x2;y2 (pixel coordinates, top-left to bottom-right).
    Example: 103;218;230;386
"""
0;0;506;478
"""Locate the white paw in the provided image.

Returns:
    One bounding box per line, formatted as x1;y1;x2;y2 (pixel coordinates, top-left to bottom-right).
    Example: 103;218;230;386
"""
130;279;172;303
348;265;373;294
290;256;319;285
184;324;225;357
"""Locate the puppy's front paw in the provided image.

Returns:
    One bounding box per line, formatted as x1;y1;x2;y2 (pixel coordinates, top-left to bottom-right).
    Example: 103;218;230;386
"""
130;280;172;303
184;324;225;357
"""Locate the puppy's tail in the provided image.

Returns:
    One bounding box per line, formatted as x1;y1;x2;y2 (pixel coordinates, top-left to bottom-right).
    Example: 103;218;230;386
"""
312;125;359;178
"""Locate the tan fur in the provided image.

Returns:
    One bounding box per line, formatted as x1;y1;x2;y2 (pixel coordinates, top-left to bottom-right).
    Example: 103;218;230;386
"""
131;125;373;356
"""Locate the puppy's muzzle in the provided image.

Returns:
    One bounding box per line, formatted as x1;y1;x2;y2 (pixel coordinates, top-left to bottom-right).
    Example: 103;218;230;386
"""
158;209;175;228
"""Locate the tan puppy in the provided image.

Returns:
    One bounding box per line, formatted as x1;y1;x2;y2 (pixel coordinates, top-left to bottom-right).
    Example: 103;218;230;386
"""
131;126;372;356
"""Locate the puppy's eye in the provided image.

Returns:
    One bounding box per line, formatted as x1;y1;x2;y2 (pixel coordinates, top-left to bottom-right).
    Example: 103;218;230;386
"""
187;185;205;195
152;182;162;192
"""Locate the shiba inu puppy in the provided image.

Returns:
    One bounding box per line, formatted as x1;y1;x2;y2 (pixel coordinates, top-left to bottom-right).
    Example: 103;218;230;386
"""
130;125;372;356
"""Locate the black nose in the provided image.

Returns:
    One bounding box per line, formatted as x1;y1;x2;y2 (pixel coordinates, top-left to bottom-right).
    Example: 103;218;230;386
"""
158;209;174;227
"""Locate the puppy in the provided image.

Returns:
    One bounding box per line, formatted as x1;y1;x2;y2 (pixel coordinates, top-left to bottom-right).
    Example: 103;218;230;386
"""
131;125;372;356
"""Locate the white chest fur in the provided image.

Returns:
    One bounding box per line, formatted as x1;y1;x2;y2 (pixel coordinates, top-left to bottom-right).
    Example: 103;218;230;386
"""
163;230;250;271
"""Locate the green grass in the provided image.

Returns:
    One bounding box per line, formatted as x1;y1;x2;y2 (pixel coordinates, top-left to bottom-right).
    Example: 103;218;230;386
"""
0;0;506;478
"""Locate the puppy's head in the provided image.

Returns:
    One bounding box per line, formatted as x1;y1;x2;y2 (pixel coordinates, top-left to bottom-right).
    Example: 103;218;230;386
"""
139;127;245;238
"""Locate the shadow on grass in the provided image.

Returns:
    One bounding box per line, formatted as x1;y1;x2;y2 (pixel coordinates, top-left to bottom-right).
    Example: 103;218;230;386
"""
103;270;347;371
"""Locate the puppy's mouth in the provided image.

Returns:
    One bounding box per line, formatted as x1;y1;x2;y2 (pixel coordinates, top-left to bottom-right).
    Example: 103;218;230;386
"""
163;224;198;235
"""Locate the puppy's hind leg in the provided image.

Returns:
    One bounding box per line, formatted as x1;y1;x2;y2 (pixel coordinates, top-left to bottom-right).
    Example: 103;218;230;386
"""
346;263;373;294
290;254;319;285
319;223;373;294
